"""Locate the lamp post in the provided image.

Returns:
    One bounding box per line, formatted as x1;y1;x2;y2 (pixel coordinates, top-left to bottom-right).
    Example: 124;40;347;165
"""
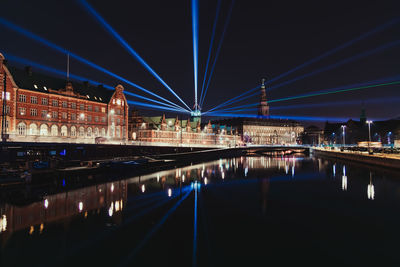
341;125;346;149
366;120;373;154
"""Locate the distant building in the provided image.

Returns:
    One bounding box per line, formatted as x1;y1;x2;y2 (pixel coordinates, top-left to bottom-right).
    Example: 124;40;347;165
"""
128;112;240;147
323;109;400;145
212;78;304;145
301;125;324;145
0;53;128;143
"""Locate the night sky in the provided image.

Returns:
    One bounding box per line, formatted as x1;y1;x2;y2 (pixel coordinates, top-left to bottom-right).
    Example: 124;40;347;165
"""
1;0;400;126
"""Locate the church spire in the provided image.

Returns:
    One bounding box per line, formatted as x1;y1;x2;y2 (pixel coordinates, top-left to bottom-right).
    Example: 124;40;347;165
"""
257;77;270;118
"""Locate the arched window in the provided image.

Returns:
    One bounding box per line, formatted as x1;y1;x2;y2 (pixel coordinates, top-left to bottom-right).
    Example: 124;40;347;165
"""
87;127;92;137
17;122;26;135
40;124;48;136
29;123;37;135
101;128;106;136
79;127;85;137
61;125;68;136
110;126;115;137
71;126;77;137
94;127;99;137
51;125;58;136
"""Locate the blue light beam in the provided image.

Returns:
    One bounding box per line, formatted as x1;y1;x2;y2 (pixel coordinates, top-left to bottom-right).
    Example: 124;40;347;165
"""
0;17;187;111
119;187;193;266
5;53;187;112
199;0;222;109
206;17;400;112
200;0;235;108
192;0;199;109
78;0;192;111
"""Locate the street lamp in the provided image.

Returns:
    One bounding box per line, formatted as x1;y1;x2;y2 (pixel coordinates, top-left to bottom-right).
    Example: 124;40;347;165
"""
341;125;346;149
366;120;373;154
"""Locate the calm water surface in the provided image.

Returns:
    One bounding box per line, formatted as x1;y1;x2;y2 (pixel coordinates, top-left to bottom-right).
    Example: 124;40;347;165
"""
1;155;400;266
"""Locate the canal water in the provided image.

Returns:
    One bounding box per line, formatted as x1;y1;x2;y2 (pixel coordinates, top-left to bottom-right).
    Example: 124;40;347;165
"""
1;154;400;266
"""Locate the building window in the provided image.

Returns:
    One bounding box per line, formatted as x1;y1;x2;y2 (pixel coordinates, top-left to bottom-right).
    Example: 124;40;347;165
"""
87;127;92;137
71;113;76;120
30;108;37;116
17;122;26;135
51;125;58;136
40;124;48;136
5;106;10;115
52;100;58;107
30;96;38;104
87;105;92;111
101;128;106;136
62;101;68;108
94;127;99;136
80;104;84;110
29;124;37;135
19;107;26;116
116;99;121;105
116;109;121;115
95;116;99;122
116;127;120;138
19;94;26;102
42;98;48;105
87;115;92;122
61;125;68;136
117;118;120;125
79;127;85;137
94;106;99;112
112;99;115;104
71;102;76;109
52;111;58;119
62;112;67;119
101;117;106;123
101;107;106;113
1;92;10;101
41;110;48;118
71;126;77;137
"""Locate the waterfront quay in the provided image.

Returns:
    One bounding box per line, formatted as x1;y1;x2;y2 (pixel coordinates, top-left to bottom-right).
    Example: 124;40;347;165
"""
312;147;400;170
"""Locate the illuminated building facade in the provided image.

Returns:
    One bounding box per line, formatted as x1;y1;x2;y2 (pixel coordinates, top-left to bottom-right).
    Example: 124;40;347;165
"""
0;54;128;143
129;113;241;147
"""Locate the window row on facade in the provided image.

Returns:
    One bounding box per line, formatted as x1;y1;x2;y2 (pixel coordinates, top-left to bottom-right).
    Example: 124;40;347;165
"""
17;94;107;113
16;122;106;138
16;108;107;122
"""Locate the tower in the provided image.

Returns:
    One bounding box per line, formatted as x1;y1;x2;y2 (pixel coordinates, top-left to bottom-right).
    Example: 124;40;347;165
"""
257;77;270;118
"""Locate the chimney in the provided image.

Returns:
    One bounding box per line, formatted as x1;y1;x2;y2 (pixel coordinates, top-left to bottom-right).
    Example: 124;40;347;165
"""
25;66;33;76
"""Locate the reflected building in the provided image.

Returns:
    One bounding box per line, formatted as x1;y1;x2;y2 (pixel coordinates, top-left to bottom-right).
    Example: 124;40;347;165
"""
0;180;127;243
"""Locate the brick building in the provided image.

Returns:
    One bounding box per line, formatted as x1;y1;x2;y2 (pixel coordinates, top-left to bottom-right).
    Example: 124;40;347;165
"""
0;53;128;144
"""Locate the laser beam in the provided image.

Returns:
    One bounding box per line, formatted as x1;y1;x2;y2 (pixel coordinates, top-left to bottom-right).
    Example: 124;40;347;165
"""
192;0;199;110
0;17;187;111
5;53;186;112
199;0;222;109
207;18;400;112
200;0;235;108
78;0;192;111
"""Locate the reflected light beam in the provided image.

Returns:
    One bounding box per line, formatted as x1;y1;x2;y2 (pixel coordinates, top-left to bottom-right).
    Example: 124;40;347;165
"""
119;187;193;266
78;0;192;111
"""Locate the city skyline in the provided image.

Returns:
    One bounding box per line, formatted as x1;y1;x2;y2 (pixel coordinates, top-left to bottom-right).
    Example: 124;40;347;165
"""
1;0;399;124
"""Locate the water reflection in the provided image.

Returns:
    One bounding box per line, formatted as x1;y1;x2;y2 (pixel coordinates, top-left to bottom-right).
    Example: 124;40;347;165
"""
0;154;394;264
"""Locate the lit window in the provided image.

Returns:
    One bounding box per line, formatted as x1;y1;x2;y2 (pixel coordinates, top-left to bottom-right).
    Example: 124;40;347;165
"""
99;97;102;101
1;92;10;101
19;94;26;103
34;84;38;89
116;99;121;105
43;86;47;90
19;107;26;116
87;95;90;99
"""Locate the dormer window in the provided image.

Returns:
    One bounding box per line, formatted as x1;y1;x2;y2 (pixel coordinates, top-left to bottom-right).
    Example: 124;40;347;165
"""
43;86;47;90
33;84;38;89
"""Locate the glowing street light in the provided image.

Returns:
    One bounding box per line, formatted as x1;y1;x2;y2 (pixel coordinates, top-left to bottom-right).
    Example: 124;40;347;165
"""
366;120;373;154
341;125;346;148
